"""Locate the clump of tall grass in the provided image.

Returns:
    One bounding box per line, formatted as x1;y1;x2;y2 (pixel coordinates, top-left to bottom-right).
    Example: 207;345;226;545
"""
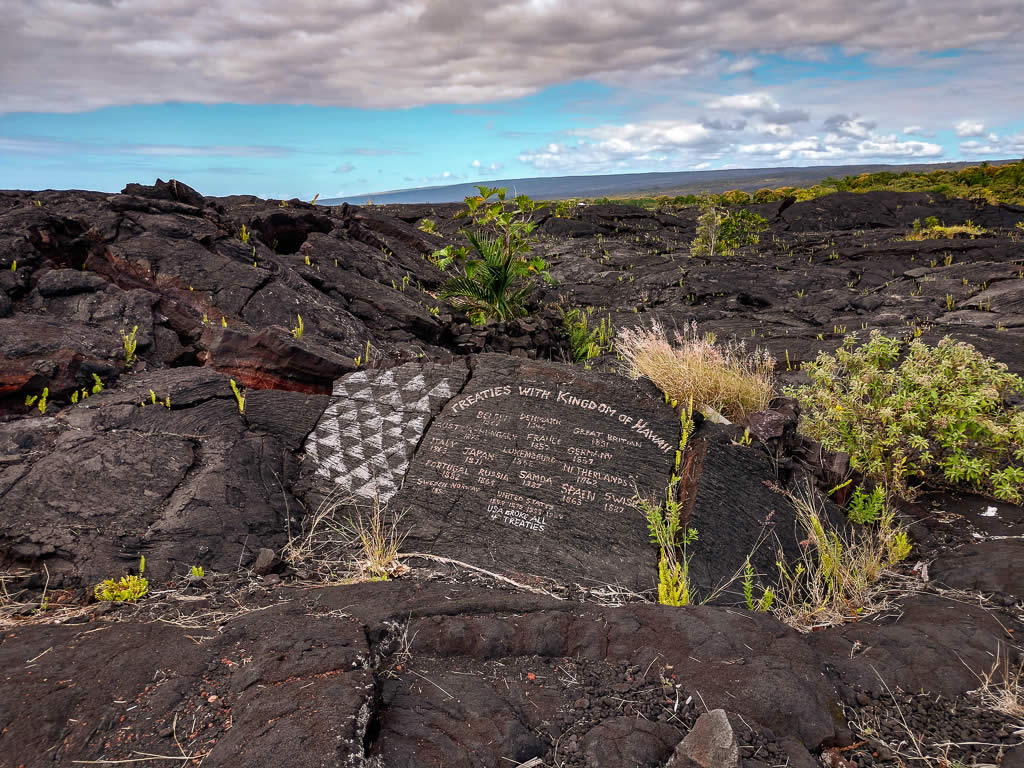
773;483;911;632
285;490;408;582
616;320;775;421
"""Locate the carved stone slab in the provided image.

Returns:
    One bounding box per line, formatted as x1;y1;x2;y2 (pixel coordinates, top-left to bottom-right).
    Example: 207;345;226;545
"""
303;362;469;501
393;355;679;592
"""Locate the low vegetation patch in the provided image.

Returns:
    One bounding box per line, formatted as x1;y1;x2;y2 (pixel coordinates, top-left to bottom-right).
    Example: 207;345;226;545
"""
561;306;614;364
24;387;48;415
230;378;245;414
584;159;1024;208
635;473;906;629
616;320;775;421
622;330;914;628
788;331;1024;502
905;216;988;240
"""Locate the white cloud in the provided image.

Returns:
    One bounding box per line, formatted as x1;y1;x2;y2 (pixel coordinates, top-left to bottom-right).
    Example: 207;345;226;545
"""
855;138;943;158
709;93;780;113
421;170;465;184
334;163;356;174
0;137;75;154
709;92;809;125
960;132;1024;155
755;123;796;138
518;90;954;174
701;117;747;131
726;56;759;73
3;1;1024;113
575;121;712;149
737;134;942;161
822;115;876;139
471;159;503;173
955;120;986;137
903;125;922;135
520;120;718;172
519;101;948;174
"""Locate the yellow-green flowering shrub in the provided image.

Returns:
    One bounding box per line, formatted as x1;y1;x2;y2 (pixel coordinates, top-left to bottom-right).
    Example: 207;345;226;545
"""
788;331;1024;502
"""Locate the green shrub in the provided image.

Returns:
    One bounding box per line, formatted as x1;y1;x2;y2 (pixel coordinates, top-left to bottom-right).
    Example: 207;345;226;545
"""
561;307;613;363
690;200;727;259
230;378;245;414
905;218;987;240
95;557;149;602
846;485;886;524
426;245;456;270
788;331;1024;501
690;198;769;258
25;387;48;414
720;209;769;249
742;559;775;612
671;194;700;206
122;325;138;367
720;189;752;205
434;186;552;324
637;478;697;606
551;199;579;218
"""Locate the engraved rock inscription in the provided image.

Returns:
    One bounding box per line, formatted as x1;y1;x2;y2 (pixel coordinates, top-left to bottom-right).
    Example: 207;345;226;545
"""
395;355;679;591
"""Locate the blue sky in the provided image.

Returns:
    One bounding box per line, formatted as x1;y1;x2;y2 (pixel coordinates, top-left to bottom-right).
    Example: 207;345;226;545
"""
2;1;1023;199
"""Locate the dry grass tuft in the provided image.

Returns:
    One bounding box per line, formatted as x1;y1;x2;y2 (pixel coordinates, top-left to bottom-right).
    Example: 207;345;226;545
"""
343;501;409;581
284;489;409;583
970;645;1024;723
0;566;96;629
615;320;775;421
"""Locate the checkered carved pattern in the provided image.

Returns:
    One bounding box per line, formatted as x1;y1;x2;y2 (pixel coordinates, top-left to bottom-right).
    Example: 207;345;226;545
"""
304;367;457;501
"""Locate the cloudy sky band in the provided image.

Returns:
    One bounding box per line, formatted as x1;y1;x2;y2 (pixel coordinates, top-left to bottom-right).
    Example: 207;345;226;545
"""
1;0;1022;196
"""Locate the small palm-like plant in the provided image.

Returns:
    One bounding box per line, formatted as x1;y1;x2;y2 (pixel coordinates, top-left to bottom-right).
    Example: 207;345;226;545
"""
435;186;552;324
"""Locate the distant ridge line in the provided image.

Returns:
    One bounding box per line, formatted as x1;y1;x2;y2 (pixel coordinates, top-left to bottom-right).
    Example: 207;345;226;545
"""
323;160;1017;205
